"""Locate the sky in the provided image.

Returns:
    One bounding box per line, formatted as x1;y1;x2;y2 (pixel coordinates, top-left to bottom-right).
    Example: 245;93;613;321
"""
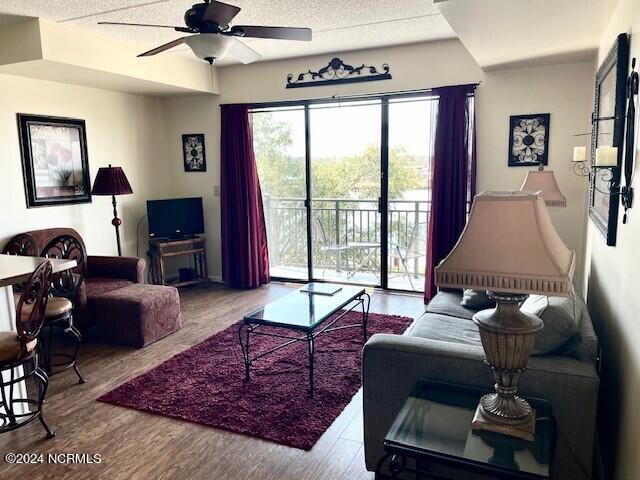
257;97;436;159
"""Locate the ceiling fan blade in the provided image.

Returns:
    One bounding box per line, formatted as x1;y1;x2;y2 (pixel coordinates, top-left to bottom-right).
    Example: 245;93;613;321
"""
202;0;241;27
98;21;183;29
229;25;312;41
227;38;262;64
138;37;189;57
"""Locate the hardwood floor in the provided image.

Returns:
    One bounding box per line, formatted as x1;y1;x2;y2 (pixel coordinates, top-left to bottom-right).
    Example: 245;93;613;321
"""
0;283;426;479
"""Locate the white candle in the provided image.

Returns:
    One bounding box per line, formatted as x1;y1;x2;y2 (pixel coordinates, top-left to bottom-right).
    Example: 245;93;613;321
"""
573;146;587;162
595;146;618;166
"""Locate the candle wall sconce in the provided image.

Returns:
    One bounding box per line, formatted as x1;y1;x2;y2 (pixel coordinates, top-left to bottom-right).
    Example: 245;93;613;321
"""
572;146;622;196
573;34;632;246
574;57;638;224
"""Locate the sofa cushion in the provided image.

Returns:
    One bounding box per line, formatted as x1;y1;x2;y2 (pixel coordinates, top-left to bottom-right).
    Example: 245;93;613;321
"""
421;289;585;358
521;290;580;355
460;289;496;310
426;291;477;320
409;312;482;348
85;277;134;299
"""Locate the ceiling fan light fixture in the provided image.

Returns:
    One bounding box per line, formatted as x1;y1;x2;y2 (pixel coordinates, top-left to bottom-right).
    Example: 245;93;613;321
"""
185;34;234;62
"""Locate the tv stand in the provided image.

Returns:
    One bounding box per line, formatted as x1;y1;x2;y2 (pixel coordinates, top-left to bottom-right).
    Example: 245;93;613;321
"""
148;236;209;288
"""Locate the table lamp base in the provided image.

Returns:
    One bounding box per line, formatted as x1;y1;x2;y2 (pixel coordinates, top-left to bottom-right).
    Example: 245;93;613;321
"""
471;291;543;442
472;401;536;441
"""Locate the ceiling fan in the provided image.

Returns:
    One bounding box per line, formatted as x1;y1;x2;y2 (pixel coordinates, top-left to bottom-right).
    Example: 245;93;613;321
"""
98;0;312;65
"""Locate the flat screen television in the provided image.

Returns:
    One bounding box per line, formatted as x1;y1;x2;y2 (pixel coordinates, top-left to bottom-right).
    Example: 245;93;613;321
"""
147;197;204;239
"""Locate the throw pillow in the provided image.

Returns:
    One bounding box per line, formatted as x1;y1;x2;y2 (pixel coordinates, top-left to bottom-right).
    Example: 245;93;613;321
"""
460;289;495;310
521;288;580;355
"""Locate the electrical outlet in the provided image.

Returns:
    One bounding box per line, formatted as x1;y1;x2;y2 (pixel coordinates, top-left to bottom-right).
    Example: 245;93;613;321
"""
213;185;220;196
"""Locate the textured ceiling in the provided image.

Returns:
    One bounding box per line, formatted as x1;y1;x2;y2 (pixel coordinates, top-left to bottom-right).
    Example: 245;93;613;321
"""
437;0;613;69
0;0;455;65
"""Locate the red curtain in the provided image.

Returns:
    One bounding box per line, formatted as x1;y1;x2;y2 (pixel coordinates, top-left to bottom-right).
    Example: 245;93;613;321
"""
220;104;270;288
424;85;476;302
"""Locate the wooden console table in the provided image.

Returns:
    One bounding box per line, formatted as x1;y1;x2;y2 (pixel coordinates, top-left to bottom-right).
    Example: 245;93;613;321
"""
148;236;209;287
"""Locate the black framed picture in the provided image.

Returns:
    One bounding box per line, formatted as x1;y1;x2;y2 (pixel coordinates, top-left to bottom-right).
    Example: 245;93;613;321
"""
182;134;207;172
17;114;92;208
508;114;551;167
590;33;629;246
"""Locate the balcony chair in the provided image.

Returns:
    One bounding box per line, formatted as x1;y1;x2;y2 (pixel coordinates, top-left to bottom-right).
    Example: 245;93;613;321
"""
313;217;379;280
0;260;55;438
389;221;427;290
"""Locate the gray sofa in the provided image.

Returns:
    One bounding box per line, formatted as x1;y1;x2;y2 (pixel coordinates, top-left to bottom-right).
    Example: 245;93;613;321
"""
363;290;599;479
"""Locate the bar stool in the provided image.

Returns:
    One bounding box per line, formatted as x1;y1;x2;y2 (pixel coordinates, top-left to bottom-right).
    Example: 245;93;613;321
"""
40;235;86;384
2;233;37;257
0;260;55;438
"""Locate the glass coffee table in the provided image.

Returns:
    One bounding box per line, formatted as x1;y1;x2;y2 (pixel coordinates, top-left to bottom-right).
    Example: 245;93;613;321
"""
377;380;555;479
240;284;370;395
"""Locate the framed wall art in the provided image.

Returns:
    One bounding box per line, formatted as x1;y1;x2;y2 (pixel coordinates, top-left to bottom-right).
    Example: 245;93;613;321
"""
508;113;551;167
182;134;207;172
17;114;92;208
590;33;629;246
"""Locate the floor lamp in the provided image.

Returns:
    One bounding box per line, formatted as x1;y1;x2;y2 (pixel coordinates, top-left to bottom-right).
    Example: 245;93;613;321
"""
91;165;133;256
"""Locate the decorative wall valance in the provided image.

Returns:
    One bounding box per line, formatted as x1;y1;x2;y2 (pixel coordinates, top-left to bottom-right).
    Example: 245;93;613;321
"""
286;57;391;89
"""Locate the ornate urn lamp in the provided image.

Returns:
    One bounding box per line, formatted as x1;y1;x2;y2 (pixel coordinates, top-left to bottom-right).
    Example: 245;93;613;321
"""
435;191;574;440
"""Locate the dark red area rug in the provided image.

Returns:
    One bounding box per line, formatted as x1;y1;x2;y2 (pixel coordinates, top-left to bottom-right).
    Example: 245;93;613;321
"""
98;310;412;450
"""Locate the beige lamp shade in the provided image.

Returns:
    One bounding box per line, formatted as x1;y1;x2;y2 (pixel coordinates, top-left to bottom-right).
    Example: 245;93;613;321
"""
520;170;566;207
435;191;575;296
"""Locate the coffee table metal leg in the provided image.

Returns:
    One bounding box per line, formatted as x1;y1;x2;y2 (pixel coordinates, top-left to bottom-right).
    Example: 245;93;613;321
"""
375;452;393;477
307;333;315;396
362;292;371;342
239;323;251;381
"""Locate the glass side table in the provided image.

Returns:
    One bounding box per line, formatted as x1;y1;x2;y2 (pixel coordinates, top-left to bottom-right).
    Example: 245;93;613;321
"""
376;380;555;480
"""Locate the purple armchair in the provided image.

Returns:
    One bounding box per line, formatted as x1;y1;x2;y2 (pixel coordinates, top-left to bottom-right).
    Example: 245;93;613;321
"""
3;228;146;334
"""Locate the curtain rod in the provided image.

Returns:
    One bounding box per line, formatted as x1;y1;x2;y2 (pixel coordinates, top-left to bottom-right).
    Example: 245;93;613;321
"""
220;82;481;109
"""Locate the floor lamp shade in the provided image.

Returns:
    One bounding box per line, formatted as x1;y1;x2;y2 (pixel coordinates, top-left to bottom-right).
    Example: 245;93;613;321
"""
91;166;133;196
434;191;574;440
91;165;133;256
520;170;567;208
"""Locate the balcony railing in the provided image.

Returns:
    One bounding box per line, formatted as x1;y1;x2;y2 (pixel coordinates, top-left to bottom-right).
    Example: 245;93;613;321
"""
263;196;430;286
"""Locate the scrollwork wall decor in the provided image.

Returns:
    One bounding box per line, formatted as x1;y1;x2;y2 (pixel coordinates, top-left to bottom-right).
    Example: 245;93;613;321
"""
508;114;550;167
286;57;391;89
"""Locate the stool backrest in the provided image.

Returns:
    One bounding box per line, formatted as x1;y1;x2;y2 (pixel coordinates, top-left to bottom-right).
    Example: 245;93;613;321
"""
42;234;87;301
2;233;38;257
16;260;52;345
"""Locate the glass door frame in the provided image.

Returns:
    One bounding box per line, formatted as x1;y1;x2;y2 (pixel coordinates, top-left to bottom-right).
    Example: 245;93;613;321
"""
249;89;439;292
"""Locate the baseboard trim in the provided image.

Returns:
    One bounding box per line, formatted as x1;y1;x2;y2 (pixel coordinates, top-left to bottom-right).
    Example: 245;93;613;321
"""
208;275;224;283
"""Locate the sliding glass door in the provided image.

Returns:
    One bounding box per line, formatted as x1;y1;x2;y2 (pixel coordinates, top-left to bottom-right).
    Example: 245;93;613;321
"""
386;97;437;292
252;106;309;281
252;94;441;292
309;101;382;286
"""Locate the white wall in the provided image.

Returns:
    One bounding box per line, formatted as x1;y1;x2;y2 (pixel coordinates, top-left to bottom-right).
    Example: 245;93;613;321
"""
162;40;593;283
0;38;595;293
0;73;172;258
584;1;640;478
476;62;594;283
